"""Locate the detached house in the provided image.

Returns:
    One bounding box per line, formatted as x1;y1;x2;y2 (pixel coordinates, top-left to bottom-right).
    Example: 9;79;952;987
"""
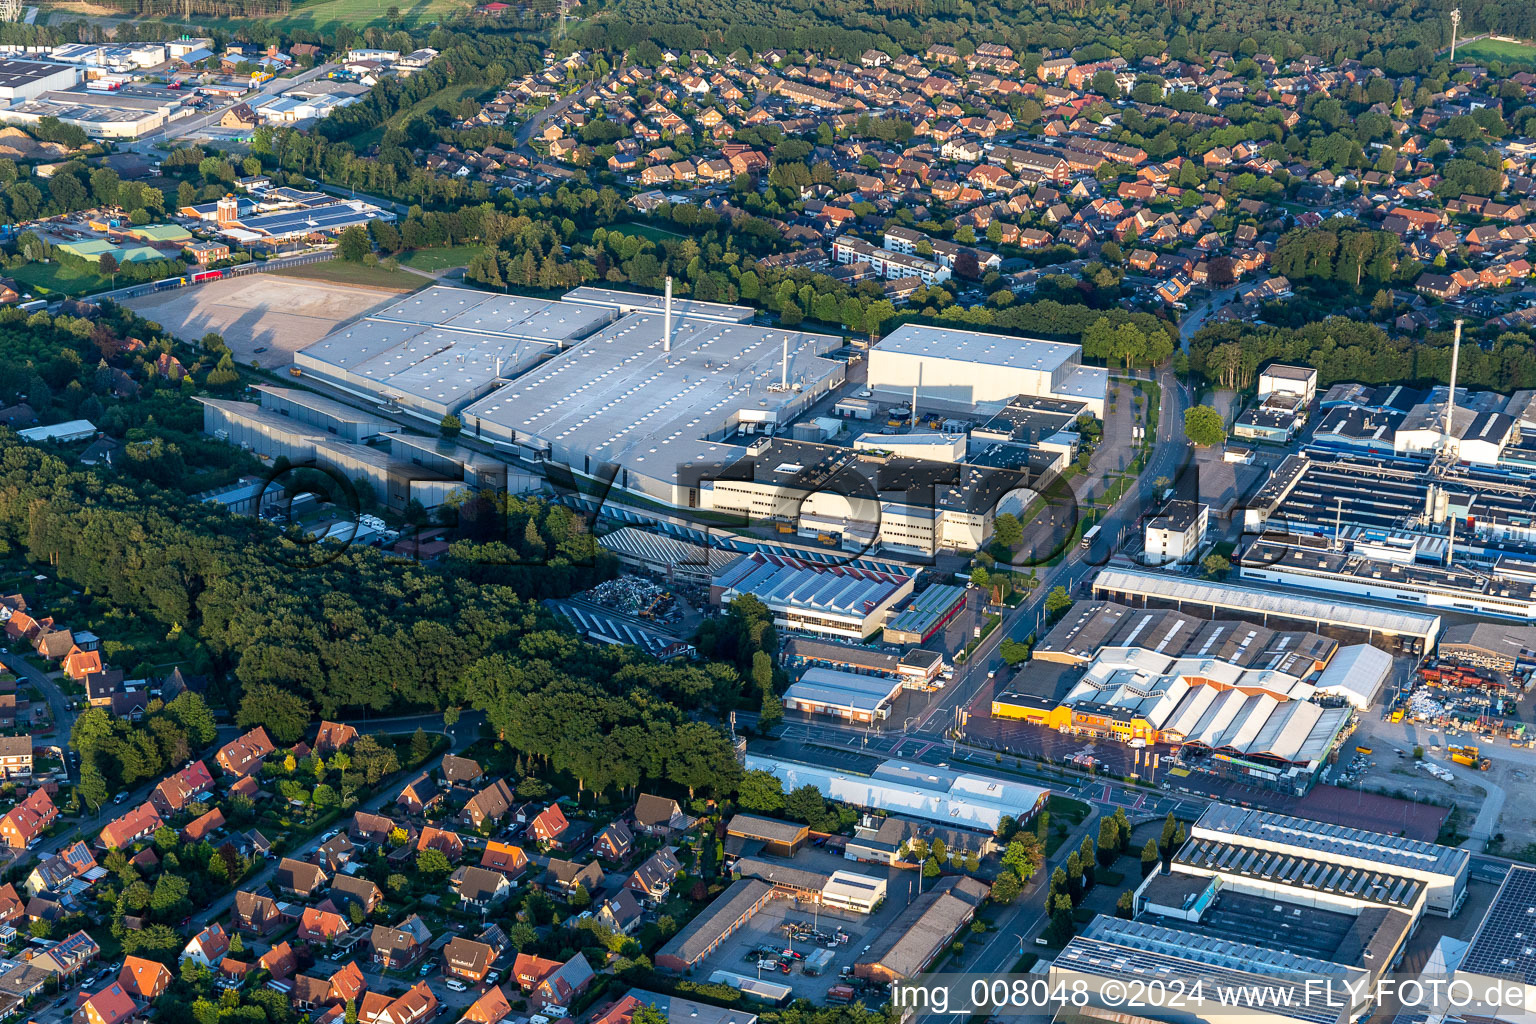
370;915;432;970
73;982;136;1024
416;826;463;862
533;954;594;1011
460;778;515;830
118;957;171;1001
529;804;571;847
181;922;231;967
313;721;358;755
480;841;529;879
450;866;512;909
298;904;348;944
545;858;603;897
232;890;284;935
1;788;58;848
275;858;329;897
151;761;215;816
331;874;383;917
97;803;163;851
593;821;634;862
216;728;274;777
626;848;682;903
396;774;442;815
443;938;497;983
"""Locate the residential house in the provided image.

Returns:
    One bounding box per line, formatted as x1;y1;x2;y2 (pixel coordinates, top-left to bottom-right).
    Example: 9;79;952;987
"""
258;941;297;980
396;774;442;815
35;629;74;661
118;957;171;1001
34;931;100;981
313;721;358;755
181;808;225;843
0;736;32;779
443;937;496;983
370;915;431;970
460;778;515;830
73;982;136;1024
512;953;562;992
316;832;355;873
593;821;634;862
480;841;529;879
62;647;102;681
596;890;644;935
349;812;399;846
274;858;329;898
331;874;383;916
416;826;463;862
232;890;284;935
298;904;348;944
529;804;571;847
440;756;483;788
97;803;163;851
449;866;511;910
545;858;603;898
181;923;230;967
151;761;215;816
626;848;681;903
216;728;274;777
1;788;58;848
375;982;437;1024
461;987;512;1024
533;954;594;1010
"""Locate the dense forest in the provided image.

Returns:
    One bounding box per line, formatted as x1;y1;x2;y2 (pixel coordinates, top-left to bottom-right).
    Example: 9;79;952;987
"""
574;0;1530;75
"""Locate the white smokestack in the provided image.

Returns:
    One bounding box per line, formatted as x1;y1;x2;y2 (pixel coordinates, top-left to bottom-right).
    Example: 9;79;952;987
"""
781;334;789;390
1445;318;1462;444
663;276;673;354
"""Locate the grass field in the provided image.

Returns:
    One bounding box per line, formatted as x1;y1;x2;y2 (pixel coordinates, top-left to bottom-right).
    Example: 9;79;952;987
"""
1457;38;1536;66
11;261;113;297
271;260;424;290
396;244;486;271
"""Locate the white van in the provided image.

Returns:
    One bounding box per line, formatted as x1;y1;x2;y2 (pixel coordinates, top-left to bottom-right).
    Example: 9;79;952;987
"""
445;980;468;993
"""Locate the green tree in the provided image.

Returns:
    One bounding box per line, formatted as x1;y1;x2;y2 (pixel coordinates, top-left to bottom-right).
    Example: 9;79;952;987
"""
417;848;451;874
737;769;786;813
1141;839;1159;877
98;252;118;288
1044;585;1072;619
1201;554;1232;578
236;684;312;745
337;224;370;263
1182;405;1225;447
993;512;1024;549
1116;890;1135;918
990;870;1021;903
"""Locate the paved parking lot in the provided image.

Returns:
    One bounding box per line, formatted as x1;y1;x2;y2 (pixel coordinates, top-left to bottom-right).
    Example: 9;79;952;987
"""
699;849;926;1000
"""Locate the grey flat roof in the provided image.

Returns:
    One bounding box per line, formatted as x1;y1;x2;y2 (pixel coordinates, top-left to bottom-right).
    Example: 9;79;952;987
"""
875;323;1081;373
0;59;73;85
1192;803;1469;879
462;311;844;468
1092;566;1442;639
563;285;755;323
1462;865;1536;984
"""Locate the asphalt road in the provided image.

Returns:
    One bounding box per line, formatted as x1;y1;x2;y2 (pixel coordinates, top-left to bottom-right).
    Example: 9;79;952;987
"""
123;64;335;152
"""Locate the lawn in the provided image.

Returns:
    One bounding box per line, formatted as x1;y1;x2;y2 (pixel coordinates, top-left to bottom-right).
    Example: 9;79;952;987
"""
397;244;486;271
49;0;475;32
270;260;425;290
1457;38;1536;66
10;260;113;297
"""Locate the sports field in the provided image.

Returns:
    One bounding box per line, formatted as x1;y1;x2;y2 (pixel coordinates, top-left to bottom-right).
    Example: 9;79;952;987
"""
122;274;408;368
1457;38;1536;66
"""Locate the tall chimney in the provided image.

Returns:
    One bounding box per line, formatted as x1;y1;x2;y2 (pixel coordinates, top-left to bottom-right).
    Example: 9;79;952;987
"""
1445;318;1463;445
1447;511;1457;567
663;276;673;354
781;334;789;391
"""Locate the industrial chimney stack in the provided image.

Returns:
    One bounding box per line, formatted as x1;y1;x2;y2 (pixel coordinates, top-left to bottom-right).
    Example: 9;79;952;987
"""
1444;318;1463;445
663;276;673;354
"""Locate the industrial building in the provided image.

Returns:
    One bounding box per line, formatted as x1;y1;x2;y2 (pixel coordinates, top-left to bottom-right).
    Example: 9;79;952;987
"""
880;584;966;644
459;310;846;504
197;387;517;512
1050;916;1364;1024
1187;803;1469;917
0;59;81;101
781;667;906;723
852;876;988;983
654;878;774;972
560;286;754;323
1143;500;1208;566
744;751;1048;833
780;637;945;688
295;287;615;422
1090;567;1442;652
1437;622;1536;673
711;552;915;641
866;323;1106;417
1456;865;1536;1021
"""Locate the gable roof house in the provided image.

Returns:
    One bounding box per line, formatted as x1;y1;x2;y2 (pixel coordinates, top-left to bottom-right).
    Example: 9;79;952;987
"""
440;755;483;788
232;890;284;935
461;986;512;1024
528;804;571;847
449;865;512;909
593;821;634;862
415;826;464;862
545;858;604;897
258;940;297;980
533;953;595;1011
349;812;400;846
73;981;136;1024
151;761;215;816
369;914;432;969
313;721;358;755
97;803;163;851
460;778;515;830
443;937;497;982
513;952;563;992
216;728;274;777
181;922;231;967
396;774;442;815
480;841;529;879
275;857;329;897
626;848;682;903
330;874;383;916
298;904;349;944
633;795;691;836
118;956;171;1001
1;788;58;848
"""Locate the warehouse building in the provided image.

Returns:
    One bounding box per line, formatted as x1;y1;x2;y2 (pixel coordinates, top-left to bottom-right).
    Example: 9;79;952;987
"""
881;584;966;644
781;667;906;723
560;286;754;323
1188;803;1469;917
1090;567;1442;652
296;287;614;423
460;310;846;505
781;638;945;688
853;876;988;983
1051;916;1365;1024
866;324;1106;417
1438;622;1536;673
724;815;808;858
596;527;742;584
1310;643;1393;709
0;59;82;101
711;552;915;641
1456;865;1536;1020
745;752;1047;833
655;879;774;972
